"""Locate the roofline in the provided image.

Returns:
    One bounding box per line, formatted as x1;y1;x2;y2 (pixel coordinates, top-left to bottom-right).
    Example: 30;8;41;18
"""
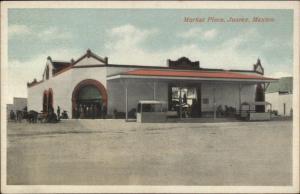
72;50;108;66
106;74;277;83
52;60;71;64
27;80;44;88
13;97;27;99
66;63;258;73
30;60;263;88
228;69;260;73
51;63;251;78
107;64;257;73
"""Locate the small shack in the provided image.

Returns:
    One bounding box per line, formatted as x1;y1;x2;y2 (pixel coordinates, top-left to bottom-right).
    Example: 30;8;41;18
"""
240;101;272;121
137;100;167;123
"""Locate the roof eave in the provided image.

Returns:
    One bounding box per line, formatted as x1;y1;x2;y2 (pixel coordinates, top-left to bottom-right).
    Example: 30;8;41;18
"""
107;74;277;83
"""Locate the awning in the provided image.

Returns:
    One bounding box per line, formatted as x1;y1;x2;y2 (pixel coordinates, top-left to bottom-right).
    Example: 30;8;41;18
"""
107;69;277;83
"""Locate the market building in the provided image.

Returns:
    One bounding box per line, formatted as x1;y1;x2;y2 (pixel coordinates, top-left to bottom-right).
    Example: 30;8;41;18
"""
27;49;276;119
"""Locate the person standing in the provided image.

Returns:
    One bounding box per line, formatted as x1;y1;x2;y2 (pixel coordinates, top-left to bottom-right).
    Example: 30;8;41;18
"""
57;106;61;120
10;110;15;121
80;105;84;119
102;103;107;119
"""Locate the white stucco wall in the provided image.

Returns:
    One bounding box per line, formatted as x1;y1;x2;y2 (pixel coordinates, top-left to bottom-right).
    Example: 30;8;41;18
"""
28;66;108;116
28;69;73;113
28;63;135;117
265;92;293;116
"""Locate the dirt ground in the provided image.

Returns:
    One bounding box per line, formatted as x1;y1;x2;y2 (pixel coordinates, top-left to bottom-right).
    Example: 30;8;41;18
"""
6;119;292;185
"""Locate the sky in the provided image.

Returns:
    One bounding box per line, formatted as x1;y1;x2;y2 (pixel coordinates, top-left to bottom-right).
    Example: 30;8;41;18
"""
7;9;293;103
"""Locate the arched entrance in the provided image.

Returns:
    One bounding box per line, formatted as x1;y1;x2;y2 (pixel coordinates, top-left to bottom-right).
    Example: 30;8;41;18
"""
48;88;54;113
255;83;265;112
72;79;107;119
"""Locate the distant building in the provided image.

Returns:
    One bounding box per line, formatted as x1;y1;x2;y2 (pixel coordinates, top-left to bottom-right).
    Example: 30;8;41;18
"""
6;97;27;118
265;77;293;116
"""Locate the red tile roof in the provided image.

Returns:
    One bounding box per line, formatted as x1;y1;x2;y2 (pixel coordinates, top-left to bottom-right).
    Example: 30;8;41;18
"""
124;69;276;80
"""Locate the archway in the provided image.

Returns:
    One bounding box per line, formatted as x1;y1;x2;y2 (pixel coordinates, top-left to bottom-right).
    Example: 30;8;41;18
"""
255;84;265;112
72;79;107;119
48;88;54;113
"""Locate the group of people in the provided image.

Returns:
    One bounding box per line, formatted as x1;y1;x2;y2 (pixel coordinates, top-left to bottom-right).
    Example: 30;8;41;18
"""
169;99;201;118
74;103;107;119
9;110;20;121
9;107;27;122
49;106;68;122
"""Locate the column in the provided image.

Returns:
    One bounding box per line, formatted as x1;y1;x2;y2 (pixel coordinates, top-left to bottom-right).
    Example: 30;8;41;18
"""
125;80;128;121
238;84;242;115
153;81;156;100
213;87;216;120
179;87;182;120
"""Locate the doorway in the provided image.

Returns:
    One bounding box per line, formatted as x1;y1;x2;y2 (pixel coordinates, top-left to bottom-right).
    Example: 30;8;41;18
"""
72;79;108;119
168;84;201;118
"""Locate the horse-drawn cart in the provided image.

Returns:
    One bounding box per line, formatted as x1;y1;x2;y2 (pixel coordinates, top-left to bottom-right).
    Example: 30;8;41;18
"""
37;112;48;123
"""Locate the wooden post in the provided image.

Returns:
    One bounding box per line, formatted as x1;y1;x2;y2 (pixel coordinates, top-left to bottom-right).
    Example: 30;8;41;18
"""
213;87;216;120
153;81;156;100
238;84;242;115
179;87;182;120
125;80;128;121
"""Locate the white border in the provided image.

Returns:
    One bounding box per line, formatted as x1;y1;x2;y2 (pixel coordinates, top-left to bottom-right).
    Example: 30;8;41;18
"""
1;1;299;193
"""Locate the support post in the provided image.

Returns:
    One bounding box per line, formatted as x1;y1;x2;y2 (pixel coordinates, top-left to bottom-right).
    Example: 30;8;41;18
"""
213;87;216;120
125;80;128;121
238;84;242;115
153;81;156;100
179;87;182;120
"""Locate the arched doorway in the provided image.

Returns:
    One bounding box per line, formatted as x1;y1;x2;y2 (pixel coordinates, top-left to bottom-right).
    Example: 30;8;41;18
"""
48;88;54;113
255;83;265;112
72;79;107;119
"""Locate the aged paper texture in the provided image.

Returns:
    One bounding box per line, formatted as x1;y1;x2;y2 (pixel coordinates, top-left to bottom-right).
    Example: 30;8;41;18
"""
1;1;299;193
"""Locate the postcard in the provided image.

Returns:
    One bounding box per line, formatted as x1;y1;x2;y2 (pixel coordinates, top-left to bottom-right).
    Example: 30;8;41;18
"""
1;1;299;193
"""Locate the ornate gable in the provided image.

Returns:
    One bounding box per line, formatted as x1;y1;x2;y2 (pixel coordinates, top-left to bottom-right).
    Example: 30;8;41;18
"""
72;49;108;66
167;57;200;69
253;58;264;75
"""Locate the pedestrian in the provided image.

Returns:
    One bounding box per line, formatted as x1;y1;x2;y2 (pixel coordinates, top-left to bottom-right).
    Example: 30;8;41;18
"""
57;106;61;120
10;110;15;121
102;103;107;119
80;105;84;119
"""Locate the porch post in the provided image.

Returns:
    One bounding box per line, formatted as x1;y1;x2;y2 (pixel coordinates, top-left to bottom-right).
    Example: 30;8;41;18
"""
125;80;128;121
238;84;242;115
213;87;216;120
153;81;156;100
179;87;182;120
